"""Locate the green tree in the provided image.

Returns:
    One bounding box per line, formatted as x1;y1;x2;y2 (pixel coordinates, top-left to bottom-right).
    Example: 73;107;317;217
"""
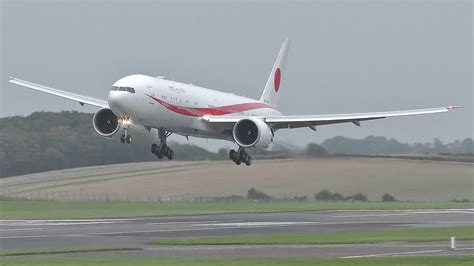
382;193;396;202
305;143;328;157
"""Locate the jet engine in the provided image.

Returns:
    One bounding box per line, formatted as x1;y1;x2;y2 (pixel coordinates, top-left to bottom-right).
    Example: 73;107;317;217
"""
232;118;273;148
92;108;119;137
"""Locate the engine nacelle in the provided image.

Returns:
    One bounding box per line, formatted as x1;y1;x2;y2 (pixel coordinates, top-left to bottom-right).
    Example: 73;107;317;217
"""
232;118;273;148
92;108;119;137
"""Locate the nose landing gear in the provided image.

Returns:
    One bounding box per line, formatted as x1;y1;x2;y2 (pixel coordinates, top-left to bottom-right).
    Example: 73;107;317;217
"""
120;128;132;144
151;129;174;160
229;147;252;166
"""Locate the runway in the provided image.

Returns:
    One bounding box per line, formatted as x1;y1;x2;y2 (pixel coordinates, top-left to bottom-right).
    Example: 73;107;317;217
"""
1;209;473;258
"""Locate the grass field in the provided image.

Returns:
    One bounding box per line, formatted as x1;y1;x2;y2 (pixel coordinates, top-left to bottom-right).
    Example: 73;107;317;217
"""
152;226;474;245
1;200;473;219
1;257;473;266
2;158;472;202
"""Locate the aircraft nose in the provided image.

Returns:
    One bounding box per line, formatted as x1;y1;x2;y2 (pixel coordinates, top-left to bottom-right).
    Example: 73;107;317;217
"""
108;90;128;115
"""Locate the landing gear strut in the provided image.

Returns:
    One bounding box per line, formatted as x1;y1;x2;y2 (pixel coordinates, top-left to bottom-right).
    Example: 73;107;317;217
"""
151;129;174;160
120;128;132;144
229;147;252;166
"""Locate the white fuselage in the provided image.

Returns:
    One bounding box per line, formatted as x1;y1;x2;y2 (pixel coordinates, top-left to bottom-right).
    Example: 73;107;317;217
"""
108;74;282;140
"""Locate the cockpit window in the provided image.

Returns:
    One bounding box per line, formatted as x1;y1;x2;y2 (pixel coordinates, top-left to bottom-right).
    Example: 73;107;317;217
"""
111;86;135;93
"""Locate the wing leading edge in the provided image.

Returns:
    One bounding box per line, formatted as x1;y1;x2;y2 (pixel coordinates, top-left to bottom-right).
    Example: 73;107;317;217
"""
9;77;108;108
203;106;459;130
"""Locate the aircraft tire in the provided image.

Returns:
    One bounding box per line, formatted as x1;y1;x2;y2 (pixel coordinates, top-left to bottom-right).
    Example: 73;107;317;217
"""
240;152;248;162
161;144;168;153
245;156;252;166
151;143;158;154
167;150;174;160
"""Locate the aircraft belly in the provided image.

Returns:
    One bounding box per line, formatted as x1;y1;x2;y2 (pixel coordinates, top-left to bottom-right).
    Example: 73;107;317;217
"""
141;103;226;139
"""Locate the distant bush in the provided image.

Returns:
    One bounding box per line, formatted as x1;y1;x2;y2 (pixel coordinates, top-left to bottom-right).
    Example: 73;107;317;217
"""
314;190;334;201
381;193;397;202
293;196;308;202
452;198;470;202
332;192;345;201
351;193;368;202
314;190;369;202
247;188;271;200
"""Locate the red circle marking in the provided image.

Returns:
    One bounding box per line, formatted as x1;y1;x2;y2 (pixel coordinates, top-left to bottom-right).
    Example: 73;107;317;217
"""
274;68;281;92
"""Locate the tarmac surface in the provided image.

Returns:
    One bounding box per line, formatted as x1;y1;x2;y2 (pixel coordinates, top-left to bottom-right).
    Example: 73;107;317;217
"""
1;209;473;258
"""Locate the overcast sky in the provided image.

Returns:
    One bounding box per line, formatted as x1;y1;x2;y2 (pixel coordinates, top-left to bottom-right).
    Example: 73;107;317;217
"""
1;0;472;150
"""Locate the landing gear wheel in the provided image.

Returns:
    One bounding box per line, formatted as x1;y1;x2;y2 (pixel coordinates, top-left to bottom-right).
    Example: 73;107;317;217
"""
120;134;126;143
125;135;132;144
240;152;248;163
245;156;252;166
167;150;174;160
154;129;174;160
230;148;252;166
151;143;159;154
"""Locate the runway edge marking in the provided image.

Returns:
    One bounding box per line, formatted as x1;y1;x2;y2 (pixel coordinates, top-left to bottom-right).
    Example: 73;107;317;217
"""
341;249;444;258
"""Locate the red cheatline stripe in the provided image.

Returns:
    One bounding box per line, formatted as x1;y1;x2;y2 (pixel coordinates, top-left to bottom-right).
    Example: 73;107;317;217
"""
146;94;272;117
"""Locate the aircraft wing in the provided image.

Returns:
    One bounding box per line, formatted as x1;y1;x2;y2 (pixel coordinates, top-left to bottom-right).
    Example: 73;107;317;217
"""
9;77;108;108
203;106;459;130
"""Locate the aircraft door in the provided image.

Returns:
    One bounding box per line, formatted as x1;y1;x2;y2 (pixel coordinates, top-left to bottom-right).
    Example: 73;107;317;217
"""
147;85;155;105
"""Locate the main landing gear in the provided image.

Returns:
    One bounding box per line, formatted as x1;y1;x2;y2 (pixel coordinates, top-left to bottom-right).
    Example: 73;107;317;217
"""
229;147;252;166
120;128;132;144
150;129;174;160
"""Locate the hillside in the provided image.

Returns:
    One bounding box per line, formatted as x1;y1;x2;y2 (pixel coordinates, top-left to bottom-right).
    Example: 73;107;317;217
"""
1;111;472;177
1;158;472;202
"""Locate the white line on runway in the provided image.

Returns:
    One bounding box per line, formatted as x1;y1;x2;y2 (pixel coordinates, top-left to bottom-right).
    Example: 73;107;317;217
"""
0;221;126;226
341;249;444;258
332;214;412;218
333;210;474;218
0;221;411;239
146;220;243;225
0;219;138;223
453;247;474;251
407;211;474;214
0;234;88;239
195;222;320;227
332;208;474;213
0;225;284;239
87;224;312;236
0;227;42;232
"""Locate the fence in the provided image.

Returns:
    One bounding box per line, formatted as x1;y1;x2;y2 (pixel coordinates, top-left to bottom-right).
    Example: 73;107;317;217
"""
0;190;310;203
0;190;198;203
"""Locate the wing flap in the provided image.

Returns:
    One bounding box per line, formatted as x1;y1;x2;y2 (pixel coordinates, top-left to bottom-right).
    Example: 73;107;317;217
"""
9;77;108;108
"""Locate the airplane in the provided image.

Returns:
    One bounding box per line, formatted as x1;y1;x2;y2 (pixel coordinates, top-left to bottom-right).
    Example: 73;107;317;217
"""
9;38;459;166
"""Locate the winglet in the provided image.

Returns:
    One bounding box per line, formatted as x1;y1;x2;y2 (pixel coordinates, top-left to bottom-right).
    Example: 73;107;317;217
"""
447;106;461;111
